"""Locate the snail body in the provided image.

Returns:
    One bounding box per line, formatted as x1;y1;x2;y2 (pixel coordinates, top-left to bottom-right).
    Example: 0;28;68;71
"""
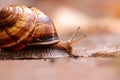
0;5;81;59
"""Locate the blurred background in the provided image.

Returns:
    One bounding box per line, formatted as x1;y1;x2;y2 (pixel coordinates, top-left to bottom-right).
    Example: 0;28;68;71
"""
1;0;120;80
1;0;120;36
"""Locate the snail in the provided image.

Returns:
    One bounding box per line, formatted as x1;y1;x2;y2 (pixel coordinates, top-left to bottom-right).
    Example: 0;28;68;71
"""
0;5;85;59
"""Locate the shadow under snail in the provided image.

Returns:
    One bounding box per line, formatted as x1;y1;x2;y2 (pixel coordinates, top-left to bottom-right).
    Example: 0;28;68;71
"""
0;5;85;59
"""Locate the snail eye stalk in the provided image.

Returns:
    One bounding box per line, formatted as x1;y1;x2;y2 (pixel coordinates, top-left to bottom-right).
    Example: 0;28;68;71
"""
68;26;86;46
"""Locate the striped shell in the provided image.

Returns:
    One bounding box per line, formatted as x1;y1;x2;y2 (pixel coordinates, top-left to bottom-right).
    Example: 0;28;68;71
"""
0;5;59;51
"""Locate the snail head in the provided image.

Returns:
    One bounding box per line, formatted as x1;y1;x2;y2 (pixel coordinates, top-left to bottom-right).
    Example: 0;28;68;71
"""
56;26;86;55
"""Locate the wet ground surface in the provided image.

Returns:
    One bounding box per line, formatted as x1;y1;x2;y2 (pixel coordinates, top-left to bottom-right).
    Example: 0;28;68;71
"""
0;34;120;80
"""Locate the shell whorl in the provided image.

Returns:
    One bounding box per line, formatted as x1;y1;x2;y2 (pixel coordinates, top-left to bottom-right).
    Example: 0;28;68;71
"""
0;5;59;51
29;7;59;45
0;5;36;50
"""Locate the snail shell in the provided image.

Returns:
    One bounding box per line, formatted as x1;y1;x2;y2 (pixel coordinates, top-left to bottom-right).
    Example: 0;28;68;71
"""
0;5;59;51
0;5;82;59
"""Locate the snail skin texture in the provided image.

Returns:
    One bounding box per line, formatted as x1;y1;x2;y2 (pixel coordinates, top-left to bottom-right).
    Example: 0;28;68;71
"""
0;5;81;60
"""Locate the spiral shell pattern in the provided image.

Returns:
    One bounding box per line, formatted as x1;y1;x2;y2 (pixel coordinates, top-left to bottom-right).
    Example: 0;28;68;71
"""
0;5;59;51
